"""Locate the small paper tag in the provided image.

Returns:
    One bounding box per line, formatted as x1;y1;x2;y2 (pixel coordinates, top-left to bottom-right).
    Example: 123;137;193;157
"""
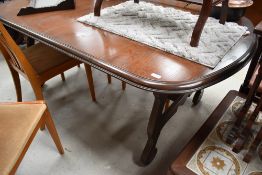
243;31;250;36
151;73;161;79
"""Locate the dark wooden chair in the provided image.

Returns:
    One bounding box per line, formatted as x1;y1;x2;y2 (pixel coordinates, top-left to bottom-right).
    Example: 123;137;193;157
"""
239;22;262;95
225;20;262;162
231;60;262;161
0;101;64;175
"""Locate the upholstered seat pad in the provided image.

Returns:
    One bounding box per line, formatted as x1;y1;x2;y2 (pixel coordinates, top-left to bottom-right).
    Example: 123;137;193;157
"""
0;103;46;175
23;43;74;74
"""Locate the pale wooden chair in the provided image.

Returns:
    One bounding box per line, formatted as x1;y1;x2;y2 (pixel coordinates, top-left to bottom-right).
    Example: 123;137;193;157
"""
0;22;126;103
0;101;64;175
0;22;98;102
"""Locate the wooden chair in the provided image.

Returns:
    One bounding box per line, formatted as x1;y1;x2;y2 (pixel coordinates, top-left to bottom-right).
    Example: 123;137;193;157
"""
0;101;64;175
225;20;262;162
233;20;262;130
0;22;98;102
231;63;262;162
0;22;126;103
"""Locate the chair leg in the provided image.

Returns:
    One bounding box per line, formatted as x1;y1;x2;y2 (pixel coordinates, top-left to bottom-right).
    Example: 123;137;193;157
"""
84;64;96;102
243;127;262;163
106;74;126;90
40;124;46;130
164;99;170;112
9;115;43;175
190;0;212;47
44;110;64;154
192;90;204;105
9;68;22;102
122;81;126;90
107;74;112;84
31;84;46;130
61;73;65;82
107;74;126;90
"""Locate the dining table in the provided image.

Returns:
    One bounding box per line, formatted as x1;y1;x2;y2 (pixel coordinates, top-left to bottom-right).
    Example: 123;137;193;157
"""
0;0;257;165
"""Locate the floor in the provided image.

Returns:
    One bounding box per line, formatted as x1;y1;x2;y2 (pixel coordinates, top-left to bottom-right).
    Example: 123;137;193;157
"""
0;54;249;175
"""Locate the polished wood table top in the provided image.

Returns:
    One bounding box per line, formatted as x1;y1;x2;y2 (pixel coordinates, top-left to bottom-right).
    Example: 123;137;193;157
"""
0;0;256;93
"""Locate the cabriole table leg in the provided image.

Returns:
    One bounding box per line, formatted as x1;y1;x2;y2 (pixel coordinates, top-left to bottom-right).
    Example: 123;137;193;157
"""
140;93;167;166
140;92;188;165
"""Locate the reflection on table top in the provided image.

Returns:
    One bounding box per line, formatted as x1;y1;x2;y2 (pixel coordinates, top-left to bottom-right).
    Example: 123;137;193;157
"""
0;0;256;93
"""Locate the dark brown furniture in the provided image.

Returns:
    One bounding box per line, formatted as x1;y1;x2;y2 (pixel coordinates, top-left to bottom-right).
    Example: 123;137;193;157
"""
169;92;262;174
228;20;262;134
168;90;243;175
240;21;262;95
226;20;262;162
245;0;262;25
0;0;256;165
243;117;262;163
94;0;229;47
231;60;262;162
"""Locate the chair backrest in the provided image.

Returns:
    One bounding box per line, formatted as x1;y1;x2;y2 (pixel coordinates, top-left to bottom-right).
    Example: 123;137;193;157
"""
0;22;37;79
240;26;262;95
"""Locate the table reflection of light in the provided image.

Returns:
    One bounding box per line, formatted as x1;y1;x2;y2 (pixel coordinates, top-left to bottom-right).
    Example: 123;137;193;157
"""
75;32;90;38
229;0;250;5
154;57;194;81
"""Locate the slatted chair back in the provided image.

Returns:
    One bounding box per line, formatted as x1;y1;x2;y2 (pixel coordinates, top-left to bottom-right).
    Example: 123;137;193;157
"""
0;23;38;81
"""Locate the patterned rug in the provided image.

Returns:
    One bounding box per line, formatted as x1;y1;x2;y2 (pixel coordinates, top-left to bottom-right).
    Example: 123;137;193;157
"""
77;1;247;68
187;96;262;175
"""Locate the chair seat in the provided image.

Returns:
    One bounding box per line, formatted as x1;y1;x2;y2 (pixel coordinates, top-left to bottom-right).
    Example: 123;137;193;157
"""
249;65;262;93
0;103;46;175
23;43;77;75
